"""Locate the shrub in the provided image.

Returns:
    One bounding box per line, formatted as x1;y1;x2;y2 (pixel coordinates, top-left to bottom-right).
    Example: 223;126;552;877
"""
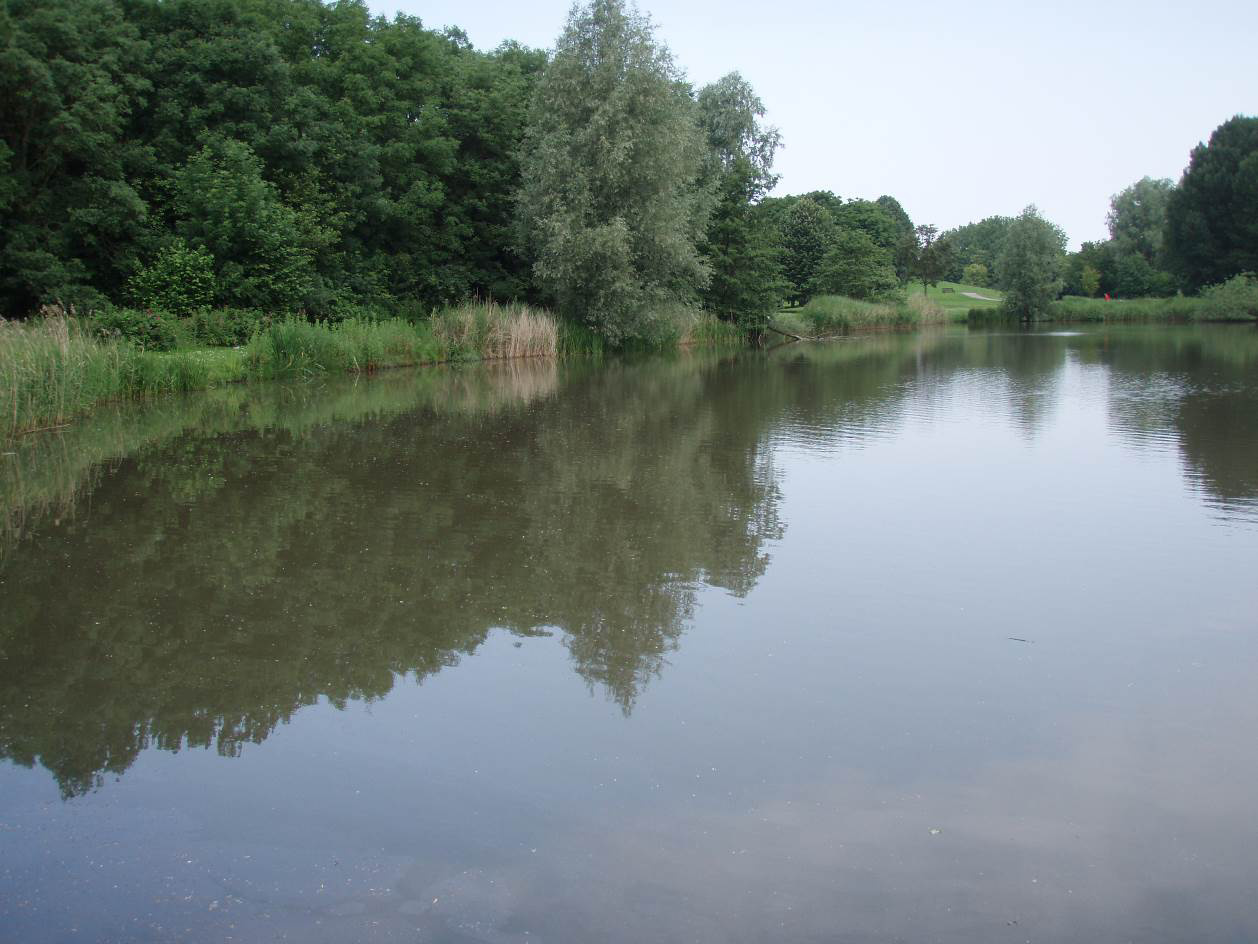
126;240;216;316
1200;273;1258;321
191;308;270;346
89;307;180;351
962;262;989;287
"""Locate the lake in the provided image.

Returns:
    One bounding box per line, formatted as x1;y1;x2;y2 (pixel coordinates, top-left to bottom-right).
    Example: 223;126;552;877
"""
2;325;1257;943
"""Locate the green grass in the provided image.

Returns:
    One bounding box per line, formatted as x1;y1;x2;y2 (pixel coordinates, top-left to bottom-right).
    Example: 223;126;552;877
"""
3;299;753;438
787;290;960;336
910;280;1004;311
1043;295;1255;323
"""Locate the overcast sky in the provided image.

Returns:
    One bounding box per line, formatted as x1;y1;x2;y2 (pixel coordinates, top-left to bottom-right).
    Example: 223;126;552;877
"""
370;0;1258;247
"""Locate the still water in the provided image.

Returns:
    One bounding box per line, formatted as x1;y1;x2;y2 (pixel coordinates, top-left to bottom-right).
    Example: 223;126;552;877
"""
2;326;1257;943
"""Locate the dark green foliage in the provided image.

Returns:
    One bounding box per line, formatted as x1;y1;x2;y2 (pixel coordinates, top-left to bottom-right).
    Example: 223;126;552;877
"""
172;138;319;311
809;230;899;300
942;216;1013;285
126;240;216;316
0;0;548;319
781;197;836;305
90;307;181;351
191;307;271;346
0;0;151;311
1165;115;1258;291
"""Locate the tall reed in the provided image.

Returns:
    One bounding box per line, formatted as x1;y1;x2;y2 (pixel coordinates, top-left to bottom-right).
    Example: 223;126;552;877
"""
431;299;559;359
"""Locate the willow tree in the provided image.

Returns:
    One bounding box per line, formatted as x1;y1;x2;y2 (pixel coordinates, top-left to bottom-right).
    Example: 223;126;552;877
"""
516;0;711;344
695;72;785;332
997;206;1067;320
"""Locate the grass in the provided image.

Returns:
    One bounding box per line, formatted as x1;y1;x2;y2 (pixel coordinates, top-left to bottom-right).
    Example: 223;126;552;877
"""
911;280;1004;311
1043;295;1233;323
0;314;251;440
2;299;752;439
431;299;558;360
785;291;955;336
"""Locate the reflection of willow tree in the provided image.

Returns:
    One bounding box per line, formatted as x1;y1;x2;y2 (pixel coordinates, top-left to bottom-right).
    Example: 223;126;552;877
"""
4;330;1093;797
1077;327;1258;507
1;356;791;795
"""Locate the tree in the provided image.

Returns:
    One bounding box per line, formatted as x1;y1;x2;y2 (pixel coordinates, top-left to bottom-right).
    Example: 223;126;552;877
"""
962;262;989;287
808;229;898;300
1107;176;1174;264
172;138;320;310
780;197;835;305
1080;264;1101;298
516;0;711;344
997;205;1067;320
875;195;916;281
695;73;786;331
912;224;953;294
0;0;150;311
942;216;1013;283
1164;115;1258;291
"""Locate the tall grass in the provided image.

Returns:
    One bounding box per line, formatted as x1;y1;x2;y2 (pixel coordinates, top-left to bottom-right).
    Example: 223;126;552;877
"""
431;299;558;359
245;317;445;378
793;293;953;335
678;311;746;347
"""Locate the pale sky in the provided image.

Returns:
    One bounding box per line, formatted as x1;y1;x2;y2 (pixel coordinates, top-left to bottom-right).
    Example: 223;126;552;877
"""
371;0;1258;248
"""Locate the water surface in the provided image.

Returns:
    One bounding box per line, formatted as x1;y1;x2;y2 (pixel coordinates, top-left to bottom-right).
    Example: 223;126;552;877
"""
2;326;1257;942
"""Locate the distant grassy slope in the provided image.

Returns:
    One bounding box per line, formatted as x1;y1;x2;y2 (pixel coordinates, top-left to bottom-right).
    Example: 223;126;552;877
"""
908;280;1004;310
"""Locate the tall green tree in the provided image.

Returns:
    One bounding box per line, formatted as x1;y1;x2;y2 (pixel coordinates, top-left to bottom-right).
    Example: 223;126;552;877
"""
912;224;953;294
1164;115;1258;291
942;215;1013;284
0;0;150;311
809;229;898;300
1107;176;1174;264
875;195;915;281
516;0;711;343
997;205;1067;320
780;197;835;305
695;72;785;331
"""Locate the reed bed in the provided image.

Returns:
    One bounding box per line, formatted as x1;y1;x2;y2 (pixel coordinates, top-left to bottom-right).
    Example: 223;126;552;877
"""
794;293;955;335
431;299;559;359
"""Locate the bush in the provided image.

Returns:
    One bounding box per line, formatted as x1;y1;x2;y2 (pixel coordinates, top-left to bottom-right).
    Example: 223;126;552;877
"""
126;240;216;316
89;307;180;351
1200;273;1258;321
962;262;989;287
191;308;270;346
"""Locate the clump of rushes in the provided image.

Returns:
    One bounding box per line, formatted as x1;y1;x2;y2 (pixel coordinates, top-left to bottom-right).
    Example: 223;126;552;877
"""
244;318;446;377
431;299;559;360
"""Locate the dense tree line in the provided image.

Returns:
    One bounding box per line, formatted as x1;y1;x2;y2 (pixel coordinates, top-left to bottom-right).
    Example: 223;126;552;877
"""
3;0;1251;336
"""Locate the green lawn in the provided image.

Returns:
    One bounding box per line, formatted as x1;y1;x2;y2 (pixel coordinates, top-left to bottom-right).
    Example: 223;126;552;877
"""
908;280;1004;310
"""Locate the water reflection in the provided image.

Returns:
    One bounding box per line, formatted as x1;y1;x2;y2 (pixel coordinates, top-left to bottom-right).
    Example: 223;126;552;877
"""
2;326;1258;803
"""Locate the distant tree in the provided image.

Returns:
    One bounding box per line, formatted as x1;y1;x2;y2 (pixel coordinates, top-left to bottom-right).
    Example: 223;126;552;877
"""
875;195;916;281
781;197;836;305
942;215;1013;284
831;200;899;252
912;224;953;294
1107;176;1174;264
997;205;1067;320
516;0;711;343
808;230;898;300
696;73;787;331
1164;115;1258;291
961;262;989;287
1080;264;1101;298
